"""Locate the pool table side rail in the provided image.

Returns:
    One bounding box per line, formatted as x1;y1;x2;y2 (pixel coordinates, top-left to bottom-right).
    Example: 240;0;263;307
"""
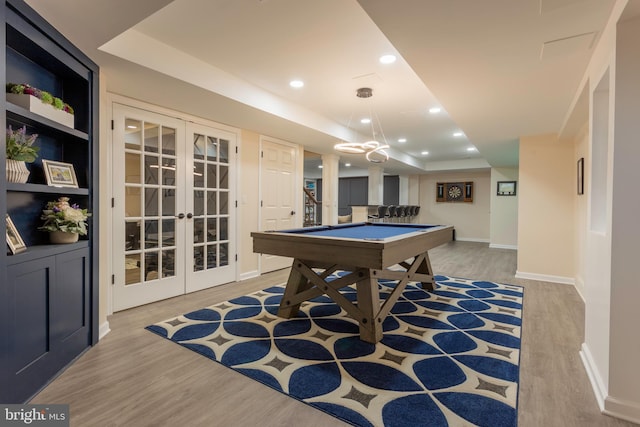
251;225;454;270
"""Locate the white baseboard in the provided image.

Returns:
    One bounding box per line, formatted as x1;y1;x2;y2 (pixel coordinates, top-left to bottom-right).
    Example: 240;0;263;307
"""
455;237;490;243
580;343;607;412
489;243;517;250
574;276;586;302
581;343;640;424
603;395;640;424
99;321;111;340
514;270;575;285
240;270;259;281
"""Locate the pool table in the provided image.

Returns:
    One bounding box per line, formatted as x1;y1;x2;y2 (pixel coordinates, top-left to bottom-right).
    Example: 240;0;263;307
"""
251;222;454;343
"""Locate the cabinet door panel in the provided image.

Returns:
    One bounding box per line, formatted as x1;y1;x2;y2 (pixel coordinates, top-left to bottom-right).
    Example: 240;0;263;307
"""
7;257;57;403
53;249;89;344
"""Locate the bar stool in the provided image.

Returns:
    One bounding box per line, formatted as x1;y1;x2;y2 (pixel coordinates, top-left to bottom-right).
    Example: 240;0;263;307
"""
397;206;406;222
377;205;388;222
414;206;420;222
405;206;414;222
387;205;397;223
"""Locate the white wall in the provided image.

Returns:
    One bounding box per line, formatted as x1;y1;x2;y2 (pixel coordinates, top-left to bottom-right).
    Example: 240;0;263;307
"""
517;134;575;284
606;10;640;419
239;129;261;279
573;124;589;300
490;167;518;249
578;1;640;423
417;170;491;241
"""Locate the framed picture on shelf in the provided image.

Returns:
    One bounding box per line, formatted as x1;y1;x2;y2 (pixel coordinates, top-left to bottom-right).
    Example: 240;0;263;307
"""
42;160;79;188
6;214;26;254
497;181;517;196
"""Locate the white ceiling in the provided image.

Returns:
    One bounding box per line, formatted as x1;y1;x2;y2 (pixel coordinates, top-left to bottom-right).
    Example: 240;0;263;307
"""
26;0;616;176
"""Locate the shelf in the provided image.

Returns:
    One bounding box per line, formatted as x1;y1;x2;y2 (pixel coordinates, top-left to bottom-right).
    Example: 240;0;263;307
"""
7;102;88;140
6;240;89;265
7;182;89;195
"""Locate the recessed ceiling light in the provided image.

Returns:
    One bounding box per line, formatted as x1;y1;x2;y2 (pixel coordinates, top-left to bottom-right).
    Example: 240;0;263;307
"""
127;125;137;129
318;165;323;168
360;118;371;124
345;163;351;167
398;138;407;143
289;80;304;88
379;54;397;64
429;107;441;114
453;132;464;137
421;151;429;155
466;147;477;152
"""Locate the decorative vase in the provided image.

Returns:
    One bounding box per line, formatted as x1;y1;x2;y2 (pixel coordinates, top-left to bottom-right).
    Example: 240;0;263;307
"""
50;231;79;244
6;159;30;183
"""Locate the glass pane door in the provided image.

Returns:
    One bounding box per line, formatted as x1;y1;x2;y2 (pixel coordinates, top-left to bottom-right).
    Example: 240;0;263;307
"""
124;120;179;283
186;123;235;292
113;105;185;311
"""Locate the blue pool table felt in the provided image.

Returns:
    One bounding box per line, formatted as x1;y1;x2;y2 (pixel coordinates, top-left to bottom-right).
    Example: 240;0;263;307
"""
283;223;436;239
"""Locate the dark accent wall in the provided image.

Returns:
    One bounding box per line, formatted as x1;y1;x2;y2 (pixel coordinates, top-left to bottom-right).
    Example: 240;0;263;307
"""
317;175;400;216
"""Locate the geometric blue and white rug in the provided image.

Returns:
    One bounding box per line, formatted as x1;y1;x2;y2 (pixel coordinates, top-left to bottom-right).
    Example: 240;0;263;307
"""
147;274;523;427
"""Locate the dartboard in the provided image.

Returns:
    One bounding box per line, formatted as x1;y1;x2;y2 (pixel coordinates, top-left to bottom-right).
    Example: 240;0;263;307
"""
447;184;462;200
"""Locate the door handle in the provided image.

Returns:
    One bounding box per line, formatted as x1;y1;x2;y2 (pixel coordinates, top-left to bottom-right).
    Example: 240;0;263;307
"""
176;213;185;219
290;210;296;215
187;213;193;219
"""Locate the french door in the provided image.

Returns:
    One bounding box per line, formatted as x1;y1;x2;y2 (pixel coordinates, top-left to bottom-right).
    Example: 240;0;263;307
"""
185;122;236;292
112;104;236;311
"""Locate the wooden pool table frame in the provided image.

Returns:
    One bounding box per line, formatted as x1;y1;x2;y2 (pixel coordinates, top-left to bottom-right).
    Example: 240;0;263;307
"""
252;223;454;343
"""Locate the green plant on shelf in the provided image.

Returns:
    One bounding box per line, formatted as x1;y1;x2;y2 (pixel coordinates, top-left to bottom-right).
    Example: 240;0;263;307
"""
6;125;39;162
6;82;74;115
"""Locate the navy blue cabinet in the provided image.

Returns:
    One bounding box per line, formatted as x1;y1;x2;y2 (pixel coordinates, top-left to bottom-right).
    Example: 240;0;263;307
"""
5;247;90;403
1;0;98;403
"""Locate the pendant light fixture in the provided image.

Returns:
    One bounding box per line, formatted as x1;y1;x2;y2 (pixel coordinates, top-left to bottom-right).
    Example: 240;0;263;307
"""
334;87;389;163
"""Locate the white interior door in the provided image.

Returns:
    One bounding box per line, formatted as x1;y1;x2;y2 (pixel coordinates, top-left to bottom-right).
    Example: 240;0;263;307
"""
185;122;236;292
112;105;186;311
112;103;237;310
260;138;297;273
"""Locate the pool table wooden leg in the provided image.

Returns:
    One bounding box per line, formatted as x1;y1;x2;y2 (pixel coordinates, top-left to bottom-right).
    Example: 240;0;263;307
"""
356;272;383;343
278;262;313;318
416;251;435;291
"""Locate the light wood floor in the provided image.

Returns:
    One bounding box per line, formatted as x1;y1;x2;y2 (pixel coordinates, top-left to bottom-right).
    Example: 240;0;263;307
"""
32;241;637;426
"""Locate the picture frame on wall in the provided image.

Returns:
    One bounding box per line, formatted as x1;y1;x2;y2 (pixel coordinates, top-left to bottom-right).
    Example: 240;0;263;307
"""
577;157;584;195
6;214;27;254
497;181;517;196
42;159;79;188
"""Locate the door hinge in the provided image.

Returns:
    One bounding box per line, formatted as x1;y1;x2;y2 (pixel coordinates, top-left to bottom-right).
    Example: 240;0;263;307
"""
235;200;238;208
235;146;238;154
111;120;114;130
111;197;115;208
261;151;263;158
260;200;263;207
111;274;115;285
235;254;238;262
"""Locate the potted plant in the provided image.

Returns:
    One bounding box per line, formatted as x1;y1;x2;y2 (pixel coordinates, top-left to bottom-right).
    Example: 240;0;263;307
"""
6;83;75;128
39;197;91;244
5;125;39;183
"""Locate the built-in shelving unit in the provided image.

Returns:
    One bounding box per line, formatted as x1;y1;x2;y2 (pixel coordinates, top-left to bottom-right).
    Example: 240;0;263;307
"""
1;0;99;403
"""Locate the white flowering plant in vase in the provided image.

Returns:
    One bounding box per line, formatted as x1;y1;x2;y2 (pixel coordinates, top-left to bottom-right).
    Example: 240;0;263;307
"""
39;197;91;235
